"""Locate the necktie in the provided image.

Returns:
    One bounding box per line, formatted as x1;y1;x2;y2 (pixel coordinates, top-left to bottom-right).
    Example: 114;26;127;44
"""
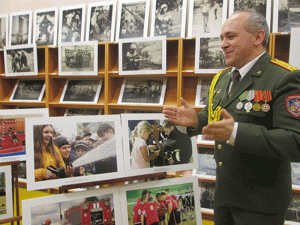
229;70;241;94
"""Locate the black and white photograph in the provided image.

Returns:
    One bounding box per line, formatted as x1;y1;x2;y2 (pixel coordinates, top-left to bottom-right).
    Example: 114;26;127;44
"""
195;77;213;107
229;0;271;28
10;80;45;102
273;0;300;33
4;44;38;76
289;27;300;69
199;181;215;213
118;77;167;105
121;113;198;177
59;41;98;76
151;0;187;38
9;11;32;46
119;176;202;225
194;147;216;178
25;115;124;190
188;0;227;37
33;7;58;46
86;1;117;43
60;79;103;104
64;108;103;117
116;0;150;41
195;36;226;74
0;14;8;49
0;166;13;220
119;36;166;75
285;192;300;223
22;184;122;224
59;4;86;43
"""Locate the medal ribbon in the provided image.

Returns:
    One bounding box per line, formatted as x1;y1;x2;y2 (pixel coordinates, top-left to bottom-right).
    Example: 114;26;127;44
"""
253;90;263;102
246;90;255;102
239;91;248;102
262;90;272;102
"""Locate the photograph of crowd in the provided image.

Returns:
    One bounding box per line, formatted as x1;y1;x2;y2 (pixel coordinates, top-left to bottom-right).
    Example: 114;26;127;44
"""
195;77;213;107
117;0;150;40
9;11;32;45
33;8;58;46
188;0;227;37
0;15;8;49
10;80;45;102
121;176;200;225
86;1;116;43
59;5;85;43
4;45;37;76
59;42;98;75
273;0;300;33
195;36;226;73
151;0;187;38
60;79;102;104
119;37;166;75
118;78;167;105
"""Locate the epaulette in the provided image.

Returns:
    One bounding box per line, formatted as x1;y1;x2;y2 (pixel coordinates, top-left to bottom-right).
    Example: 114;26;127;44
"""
271;59;299;71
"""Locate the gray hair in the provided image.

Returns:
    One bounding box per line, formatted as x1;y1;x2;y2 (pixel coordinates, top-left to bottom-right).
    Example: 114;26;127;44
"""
234;10;269;48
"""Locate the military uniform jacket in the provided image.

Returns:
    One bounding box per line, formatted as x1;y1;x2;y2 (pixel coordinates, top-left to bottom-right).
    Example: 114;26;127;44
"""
188;52;300;213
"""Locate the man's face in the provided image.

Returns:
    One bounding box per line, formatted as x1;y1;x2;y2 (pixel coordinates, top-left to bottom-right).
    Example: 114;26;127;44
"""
163;126;173;137
59;145;71;160
220;12;257;69
75;149;86;157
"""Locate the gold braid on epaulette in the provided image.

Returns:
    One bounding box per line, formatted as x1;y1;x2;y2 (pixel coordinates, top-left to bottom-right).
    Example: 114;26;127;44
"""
271;59;299;71
208;67;231;123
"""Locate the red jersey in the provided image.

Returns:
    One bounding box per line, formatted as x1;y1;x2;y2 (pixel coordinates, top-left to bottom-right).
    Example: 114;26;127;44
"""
142;202;159;225
166;196;178;211
171;195;179;202
158;200;167;217
132;203;144;223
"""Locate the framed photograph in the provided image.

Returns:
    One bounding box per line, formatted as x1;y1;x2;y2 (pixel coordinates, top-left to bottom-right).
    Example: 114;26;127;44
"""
64;108;103;117
195;76;213;107
187;0;228;37
60;79;103;104
58;4;86;43
25;114;124;190
10;80;45;102
193;148;216;179
22;186;122;225
228;0;271;28
292;162;300;188
86;1;117;43
0;14;8;49
195;35;226;74
4;44;38;76
116;0;150;41
285;191;300;224
199;180;215;213
118;77;167;105
273;0;300;33
33;7;58;46
119;36;166;75
151;0;187;38
0;166;13;220
0;108;48;163
119;176;202;225
121;113;198;177
58;41;98;76
9;10;32;46
289;27;300;69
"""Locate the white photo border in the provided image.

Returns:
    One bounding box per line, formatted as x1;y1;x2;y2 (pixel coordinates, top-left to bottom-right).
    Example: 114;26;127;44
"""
9;10;32;46
119;176;202;225
58;41;98;76
25;114;124;191
86;1;117;43
10;79;45;102
0;166;13;220
22;186;122;224
4;44;38;77
289;27;300;69
118;77;167;105
121;113;198;177
60;78;103;104
0;14;9;49
33;7;58;47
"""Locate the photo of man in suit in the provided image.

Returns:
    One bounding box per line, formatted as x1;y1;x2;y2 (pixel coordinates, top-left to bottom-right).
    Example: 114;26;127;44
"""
163;10;300;225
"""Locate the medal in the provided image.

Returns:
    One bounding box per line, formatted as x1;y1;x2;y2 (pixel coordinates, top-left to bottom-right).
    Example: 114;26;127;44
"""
262;90;272;112
253;90;263;111
244;90;255;113
236;91;247;110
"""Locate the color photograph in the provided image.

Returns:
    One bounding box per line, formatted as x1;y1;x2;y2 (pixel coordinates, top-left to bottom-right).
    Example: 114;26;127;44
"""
9;11;32;46
25;115;124;191
119;176;202;225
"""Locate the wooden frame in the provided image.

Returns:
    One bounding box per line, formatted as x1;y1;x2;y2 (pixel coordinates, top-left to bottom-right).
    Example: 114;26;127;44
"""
9;10;32;46
10;79;45;102
0;14;8;49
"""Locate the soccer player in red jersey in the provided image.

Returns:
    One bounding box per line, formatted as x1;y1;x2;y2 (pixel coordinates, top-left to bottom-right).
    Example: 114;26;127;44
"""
142;196;160;225
132;196;147;225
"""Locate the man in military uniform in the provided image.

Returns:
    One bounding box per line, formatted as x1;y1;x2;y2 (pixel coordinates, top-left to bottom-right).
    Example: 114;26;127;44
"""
163;10;300;225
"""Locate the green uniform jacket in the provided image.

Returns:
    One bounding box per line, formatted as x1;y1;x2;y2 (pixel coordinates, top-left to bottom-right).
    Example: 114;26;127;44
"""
188;52;300;213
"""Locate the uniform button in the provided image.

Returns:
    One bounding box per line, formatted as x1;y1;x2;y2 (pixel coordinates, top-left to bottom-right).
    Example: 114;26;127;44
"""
218;162;223;167
218;144;222;149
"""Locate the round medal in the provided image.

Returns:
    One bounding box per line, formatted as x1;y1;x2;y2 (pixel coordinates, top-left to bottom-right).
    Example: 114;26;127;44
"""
236;101;243;110
244;102;253;113
262;103;270;112
253;103;261;111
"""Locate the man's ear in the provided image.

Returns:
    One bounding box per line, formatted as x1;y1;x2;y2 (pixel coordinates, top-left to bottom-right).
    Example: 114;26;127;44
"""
254;29;265;46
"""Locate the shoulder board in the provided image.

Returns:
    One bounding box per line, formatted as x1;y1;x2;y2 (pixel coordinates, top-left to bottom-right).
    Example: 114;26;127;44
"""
216;66;232;76
271;59;299;71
